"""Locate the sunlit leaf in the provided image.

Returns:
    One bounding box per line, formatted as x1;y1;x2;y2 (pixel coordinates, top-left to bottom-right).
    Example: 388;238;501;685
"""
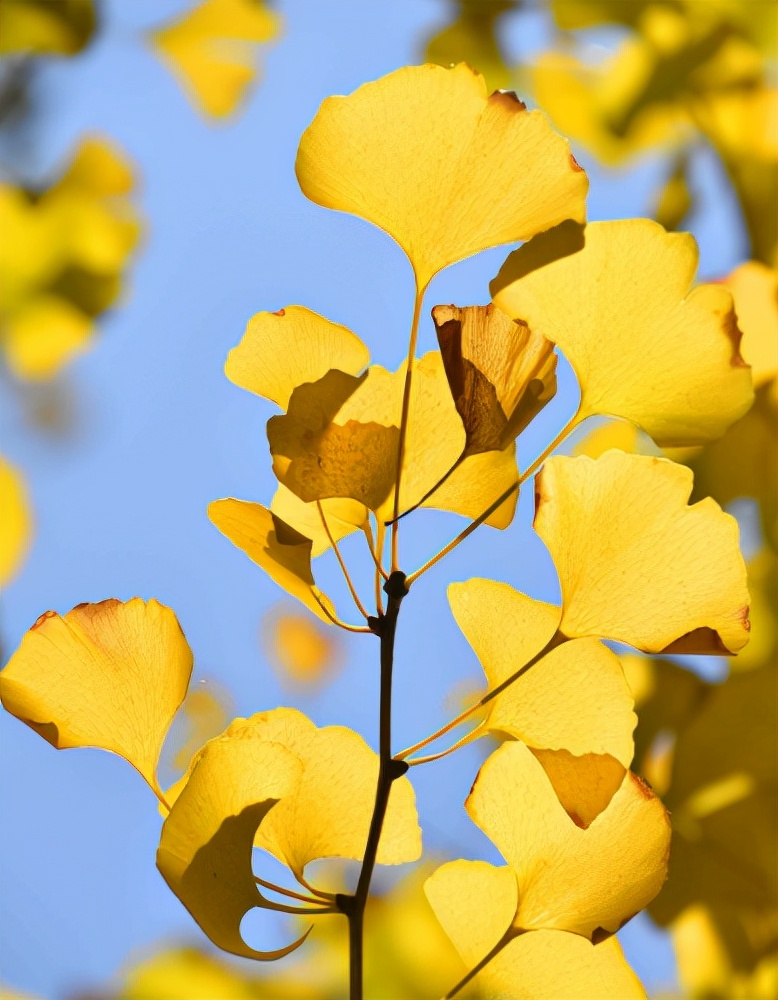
492;219;754;446
0;455;32;586
296;63;588;291
157;730;308;959
467;741;671;938
571;418;642;459
151;0;281;120
225;306;370;409
534;452;751;653
208;499;338;623
0;599;193;797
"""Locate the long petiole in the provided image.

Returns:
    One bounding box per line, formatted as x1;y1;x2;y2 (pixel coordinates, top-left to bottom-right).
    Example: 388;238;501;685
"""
296;873;336;901
318;502;371;620
390;284;425;572
253;875;334;906
313;592;373;634
404;724;485;766
406;413;580;585
397;635;565;760
445;927;522;998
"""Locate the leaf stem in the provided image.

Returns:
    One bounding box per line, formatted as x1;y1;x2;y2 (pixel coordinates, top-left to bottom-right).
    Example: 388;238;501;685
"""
317;502;370;620
312;591;373;634
405;724;485;766
444;926;522;998
391;285;425;572
339;570;410;1000
253;876;333;907
406;414;579;585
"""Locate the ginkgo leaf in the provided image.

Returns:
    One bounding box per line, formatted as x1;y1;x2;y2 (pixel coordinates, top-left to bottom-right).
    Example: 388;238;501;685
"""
0;455;32;586
424;0;516;94
467;741;671;939
425;859;648;1000
432;303;557;454
225;306;370;408
208;499;337;623
168;709;422;881
3;295;92;381
534;452;751;654
492;219;754;446
0;598;193;798
571;418;642;459
296;63;588;291
270;485;366;557
151;0;280;119
448;579;636;772
157;730;309;960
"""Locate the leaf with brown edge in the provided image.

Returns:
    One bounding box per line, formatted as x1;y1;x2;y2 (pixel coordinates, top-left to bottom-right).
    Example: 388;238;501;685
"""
0;598;192;799
225;305;370;409
157;730;310;960
207;499;337;623
296;63;588;291
448;579;636;801
466;741;670;940
433;303;557;456
534;452;751;654
425;854;648;999
492;219;754;447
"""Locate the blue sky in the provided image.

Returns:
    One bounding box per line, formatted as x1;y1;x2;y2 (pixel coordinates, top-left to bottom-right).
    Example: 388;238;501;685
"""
0;1;748;996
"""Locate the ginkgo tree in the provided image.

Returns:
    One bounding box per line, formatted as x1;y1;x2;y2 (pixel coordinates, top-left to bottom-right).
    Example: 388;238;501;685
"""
0;63;755;999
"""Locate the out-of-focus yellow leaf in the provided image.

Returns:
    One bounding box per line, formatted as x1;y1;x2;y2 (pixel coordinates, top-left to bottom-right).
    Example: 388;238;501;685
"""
3;294;92;380
157;730;309;960
448;579;635;779
151;0;281;120
465;741;671;939
262;605;342;687
723;261;778;387
0;0;96;55
534;453;751;654
432;302;557;455
225;306;371;409
167;709;421;884
166;678;233;773
0;599;193;798
571;418;642;459
0;455;32;586
296;63;588;291
492;219;754;446
208;499;338;623
424;0;516;93
654;152;693;231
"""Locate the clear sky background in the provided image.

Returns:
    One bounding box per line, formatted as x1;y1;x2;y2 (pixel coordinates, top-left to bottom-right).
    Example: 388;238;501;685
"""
0;1;749;997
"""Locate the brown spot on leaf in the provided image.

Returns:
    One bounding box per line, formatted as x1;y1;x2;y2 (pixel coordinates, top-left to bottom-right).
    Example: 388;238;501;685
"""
739;606;751;631
272;308;286;317
722;306;749;368
570;152;584;172
30;610;58;631
488;90;527;112
630;772;655;800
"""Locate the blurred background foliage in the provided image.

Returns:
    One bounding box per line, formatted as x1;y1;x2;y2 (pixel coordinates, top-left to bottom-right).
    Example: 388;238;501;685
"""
0;0;775;998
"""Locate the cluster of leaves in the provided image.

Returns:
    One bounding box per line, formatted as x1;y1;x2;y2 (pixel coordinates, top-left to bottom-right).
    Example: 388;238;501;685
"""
0;58;763;999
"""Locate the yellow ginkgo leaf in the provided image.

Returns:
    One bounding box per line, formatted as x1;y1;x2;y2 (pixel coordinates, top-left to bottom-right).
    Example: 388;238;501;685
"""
425;854;648;999
571;418;642;459
448;579;636;772
432;303;557;455
157;729;308;960
151;0;280;120
225;306;370;408
0;598;193;798
467;741;671;939
270;485;366;557
168;709;421;881
262;606;341;687
723;261;778;386
296;63;588;291
0;0;96;56
534;452;751;654
208;499;337;623
53;135;135;198
492;219;754;446
0;455;32;587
